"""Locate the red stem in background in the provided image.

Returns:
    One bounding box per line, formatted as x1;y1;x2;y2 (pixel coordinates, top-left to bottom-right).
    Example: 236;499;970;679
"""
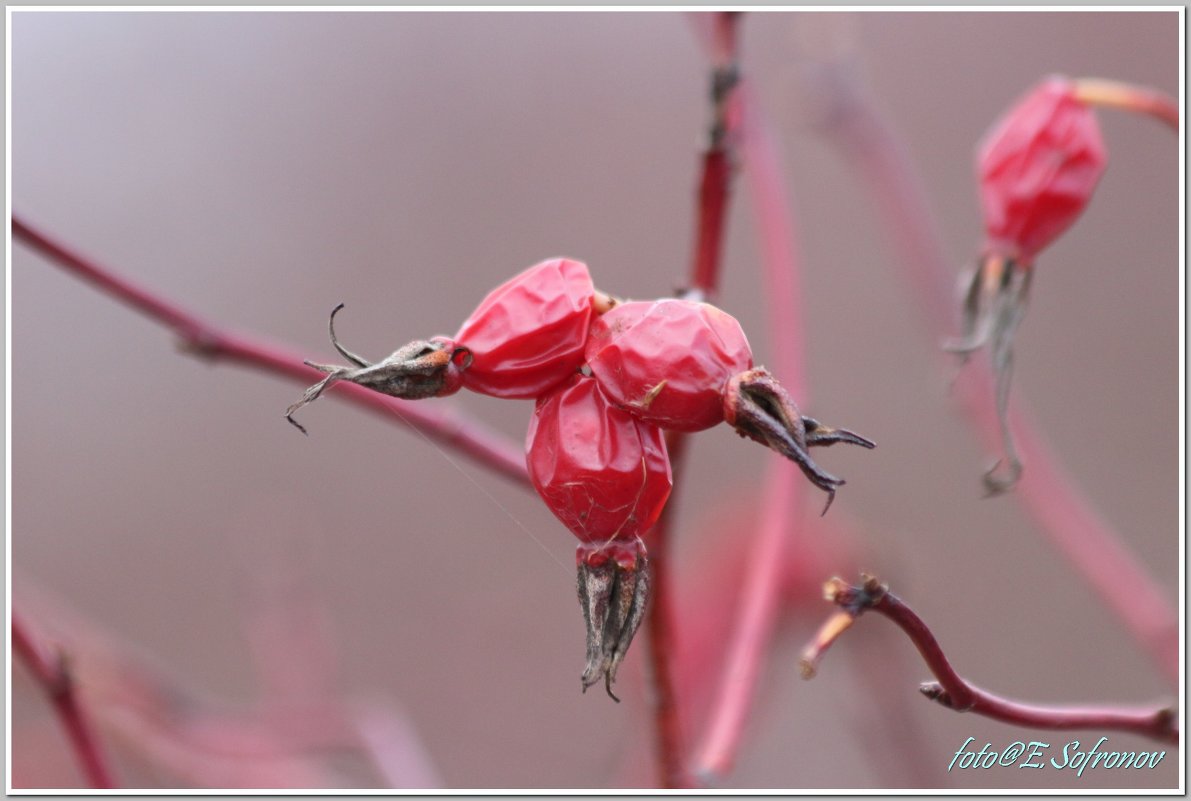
802;576;1178;745
12;612;117;788
11;215;530;487
643;433;690;789
811;70;1178;686
689;86;808;783
690;150;732;299
643;12;741;789
1072;78;1180;130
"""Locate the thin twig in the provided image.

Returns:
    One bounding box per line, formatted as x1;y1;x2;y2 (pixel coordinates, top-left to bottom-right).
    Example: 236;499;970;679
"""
11;214;529;487
689;82;810;782
11;612;117;788
801;575;1178;745
807;67;1178;686
1072;78;1180;130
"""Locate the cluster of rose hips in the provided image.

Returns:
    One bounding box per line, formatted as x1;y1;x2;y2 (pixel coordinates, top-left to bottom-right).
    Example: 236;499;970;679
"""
287;259;873;698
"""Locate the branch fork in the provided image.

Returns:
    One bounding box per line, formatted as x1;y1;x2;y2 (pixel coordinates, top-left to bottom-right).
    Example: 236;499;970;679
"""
801;575;1178;745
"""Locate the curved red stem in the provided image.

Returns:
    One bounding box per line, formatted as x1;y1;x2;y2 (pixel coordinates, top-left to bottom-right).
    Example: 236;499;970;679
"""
803;577;1178;745
11;215;530;487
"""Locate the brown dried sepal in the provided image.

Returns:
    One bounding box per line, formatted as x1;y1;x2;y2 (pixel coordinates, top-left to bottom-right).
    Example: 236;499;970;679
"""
576;543;650;702
286;303;470;434
944;254;1033;494
723;368;875;514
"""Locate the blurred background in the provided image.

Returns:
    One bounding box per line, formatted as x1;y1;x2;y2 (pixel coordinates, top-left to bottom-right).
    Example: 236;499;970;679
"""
11;10;1179;790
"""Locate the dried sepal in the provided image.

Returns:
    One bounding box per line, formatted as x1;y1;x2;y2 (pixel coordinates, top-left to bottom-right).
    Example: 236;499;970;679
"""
944;255;1032;493
285;304;469;434
576;541;650;702
723;368;874;514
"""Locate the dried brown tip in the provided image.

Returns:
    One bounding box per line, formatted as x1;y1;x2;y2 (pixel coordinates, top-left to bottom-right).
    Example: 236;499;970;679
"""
800;574;889;679
944;256;1031;494
285;305;466;434
577;551;650;702
724;368;874;514
799;610;857;680
803;416;876;450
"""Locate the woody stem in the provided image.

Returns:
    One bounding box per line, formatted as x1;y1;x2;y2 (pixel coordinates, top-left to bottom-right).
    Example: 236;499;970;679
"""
802;577;1178;745
11;215;530;486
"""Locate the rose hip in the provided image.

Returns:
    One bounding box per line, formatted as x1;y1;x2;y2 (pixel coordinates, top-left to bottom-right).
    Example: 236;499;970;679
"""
286;258;598;431
525;374;671;698
977;76;1107;264
584;297;873;512
526;374;672;545
950;76;1109;492
455;257;596;398
585;298;752;431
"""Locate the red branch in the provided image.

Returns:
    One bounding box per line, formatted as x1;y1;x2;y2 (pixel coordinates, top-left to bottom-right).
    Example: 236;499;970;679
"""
1072;78;1180;130
11;215;529;487
689;83;810;781
11;612;117;788
810;68;1178;686
801;576;1178;745
642;12;742;789
642;477;688;789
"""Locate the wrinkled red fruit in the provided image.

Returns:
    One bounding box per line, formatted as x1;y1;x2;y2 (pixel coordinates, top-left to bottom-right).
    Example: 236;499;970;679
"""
455;257;595;398
585;298;752;431
978;76;1107;263
526;374;672;544
526;375;671;699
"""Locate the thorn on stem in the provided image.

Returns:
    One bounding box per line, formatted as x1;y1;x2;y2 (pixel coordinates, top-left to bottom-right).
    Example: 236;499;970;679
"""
920;681;973;712
920;682;947;703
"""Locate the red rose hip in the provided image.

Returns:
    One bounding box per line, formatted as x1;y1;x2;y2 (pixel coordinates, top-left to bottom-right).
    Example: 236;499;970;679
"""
456;257;596;398
977;76;1107;263
286;258;598;431
951;76;1113;493
584;297;874;512
526;374;672;544
585;298;752;431
525;374;671;699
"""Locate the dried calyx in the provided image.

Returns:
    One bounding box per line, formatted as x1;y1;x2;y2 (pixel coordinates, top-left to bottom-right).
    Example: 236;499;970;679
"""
944;255;1031;494
576;541;650;702
723;368;875;514
285;304;470;434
